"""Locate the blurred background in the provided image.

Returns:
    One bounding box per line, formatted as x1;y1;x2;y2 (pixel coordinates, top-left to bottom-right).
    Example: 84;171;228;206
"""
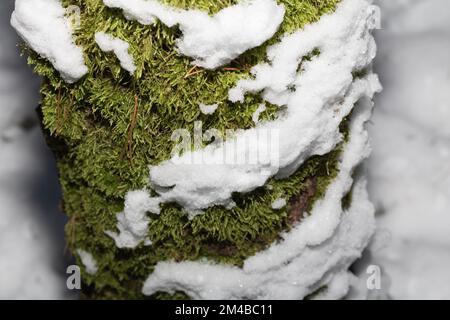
0;0;449;299
0;0;73;299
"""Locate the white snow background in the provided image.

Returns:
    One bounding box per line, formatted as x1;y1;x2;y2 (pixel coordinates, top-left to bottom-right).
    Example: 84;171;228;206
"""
0;0;449;299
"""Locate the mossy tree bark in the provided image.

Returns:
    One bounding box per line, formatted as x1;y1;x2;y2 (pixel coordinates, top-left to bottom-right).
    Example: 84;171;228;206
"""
24;0;346;299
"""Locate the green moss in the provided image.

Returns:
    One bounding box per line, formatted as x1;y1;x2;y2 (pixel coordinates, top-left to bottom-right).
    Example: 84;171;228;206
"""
25;0;345;299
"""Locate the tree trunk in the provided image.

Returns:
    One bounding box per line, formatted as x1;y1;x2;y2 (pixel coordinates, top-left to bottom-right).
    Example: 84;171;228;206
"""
12;0;379;299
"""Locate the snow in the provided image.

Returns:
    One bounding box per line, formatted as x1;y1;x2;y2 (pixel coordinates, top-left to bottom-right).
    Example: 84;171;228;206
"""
105;189;160;248
199;103;219;115
76;249;98;275
103;0;285;69
0;0;73;299
251;103;266;124
10;0;88;83
95;32;136;74
143;98;376;298
271;198;286;210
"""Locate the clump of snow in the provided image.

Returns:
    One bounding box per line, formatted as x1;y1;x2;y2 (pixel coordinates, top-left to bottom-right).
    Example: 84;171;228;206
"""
142;98;377;298
76;249;98;275
95;32;136;74
271;198;286;210
105;190;160;248
103;0;285;69
199;103;218;115
10;0;88;83
252;103;266;124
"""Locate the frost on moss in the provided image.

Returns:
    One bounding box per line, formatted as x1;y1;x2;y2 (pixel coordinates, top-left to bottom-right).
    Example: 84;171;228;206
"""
24;0;342;299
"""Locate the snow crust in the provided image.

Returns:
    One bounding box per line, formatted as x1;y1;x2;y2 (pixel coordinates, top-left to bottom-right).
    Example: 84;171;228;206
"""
10;0;88;83
76;249;98;275
109;0;381;248
103;0;285;69
142;99;376;299
95;32;136;74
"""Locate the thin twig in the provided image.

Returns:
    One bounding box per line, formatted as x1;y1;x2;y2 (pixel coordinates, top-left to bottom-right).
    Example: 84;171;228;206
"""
184;65;198;79
126;95;139;164
222;67;241;71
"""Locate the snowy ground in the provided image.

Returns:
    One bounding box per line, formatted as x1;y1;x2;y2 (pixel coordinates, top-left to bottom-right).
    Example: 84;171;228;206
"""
0;0;449;299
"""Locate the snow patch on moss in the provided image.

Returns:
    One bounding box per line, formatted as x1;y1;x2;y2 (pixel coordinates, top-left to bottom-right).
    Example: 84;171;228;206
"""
199;103;219;115
105;190;160;248
76;249;98;275
102;0;285;69
95;32;136;74
11;0;88;83
271;198;286;210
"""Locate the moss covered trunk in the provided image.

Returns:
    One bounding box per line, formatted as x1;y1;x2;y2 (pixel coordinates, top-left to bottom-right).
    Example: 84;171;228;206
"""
16;0;366;299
